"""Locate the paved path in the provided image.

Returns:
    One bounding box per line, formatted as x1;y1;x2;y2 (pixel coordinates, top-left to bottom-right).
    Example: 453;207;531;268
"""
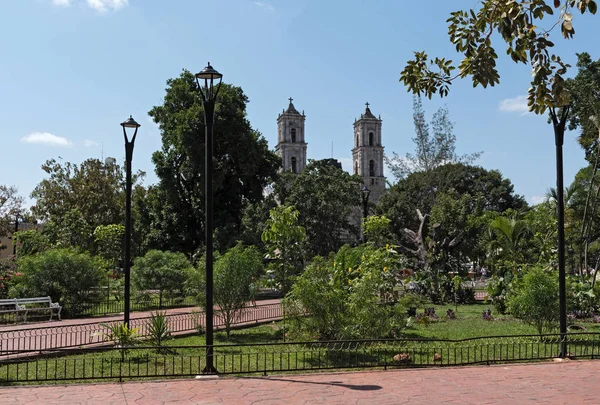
0;299;283;355
0;359;597;404
0;299;282;333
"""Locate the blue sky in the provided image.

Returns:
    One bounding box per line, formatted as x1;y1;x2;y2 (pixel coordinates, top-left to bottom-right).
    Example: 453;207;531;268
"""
1;0;598;208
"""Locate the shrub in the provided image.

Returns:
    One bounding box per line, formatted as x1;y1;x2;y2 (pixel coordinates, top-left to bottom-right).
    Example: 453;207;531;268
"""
132;250;193;308
506;266;559;336
192;243;264;338
284;244;409;340
10;248;105;316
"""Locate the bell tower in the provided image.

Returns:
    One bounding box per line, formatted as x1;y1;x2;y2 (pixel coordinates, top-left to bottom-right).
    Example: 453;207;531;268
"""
276;97;307;173
352;102;385;201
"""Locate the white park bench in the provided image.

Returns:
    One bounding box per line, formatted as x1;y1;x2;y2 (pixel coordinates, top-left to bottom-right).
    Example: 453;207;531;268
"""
0;297;62;322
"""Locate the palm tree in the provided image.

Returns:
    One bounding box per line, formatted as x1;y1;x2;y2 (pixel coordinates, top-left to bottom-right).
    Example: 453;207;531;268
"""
489;215;530;265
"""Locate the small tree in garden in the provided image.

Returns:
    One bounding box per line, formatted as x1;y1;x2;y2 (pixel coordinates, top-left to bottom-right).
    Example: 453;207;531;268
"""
262;205;306;293
193;243;264;338
132;250;193;308
10;248;105;316
507;266;560;336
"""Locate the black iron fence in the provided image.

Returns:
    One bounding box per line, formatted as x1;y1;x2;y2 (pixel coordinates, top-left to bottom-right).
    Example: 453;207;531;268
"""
76;295;198;317
0;303;283;357
1;333;599;384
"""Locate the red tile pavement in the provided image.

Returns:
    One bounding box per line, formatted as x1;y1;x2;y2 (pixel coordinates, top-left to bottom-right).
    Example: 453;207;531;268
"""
0;359;598;404
0;299;282;333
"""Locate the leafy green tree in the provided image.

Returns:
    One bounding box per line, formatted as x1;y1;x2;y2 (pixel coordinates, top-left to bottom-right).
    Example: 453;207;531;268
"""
378;163;526;241
193;243;264;338
148;71;280;257
386;96;481;179
565;53;600;158
0;185;24;245
132;250;193;308
278;159;362;258
400;0;596;114
507;266;560;336
10;248;105;316
262;205;306;293
13;230;50;256
31;158;142;251
93;224;125;268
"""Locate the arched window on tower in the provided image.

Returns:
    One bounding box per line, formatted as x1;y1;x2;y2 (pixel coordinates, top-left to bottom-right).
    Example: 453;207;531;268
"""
369;132;374;146
291;157;297;174
369;160;375;177
354;162;358;175
291;128;297;143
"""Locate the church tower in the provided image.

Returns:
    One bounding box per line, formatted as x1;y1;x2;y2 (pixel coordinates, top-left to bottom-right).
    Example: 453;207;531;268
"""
352;102;385;201
276;97;307;173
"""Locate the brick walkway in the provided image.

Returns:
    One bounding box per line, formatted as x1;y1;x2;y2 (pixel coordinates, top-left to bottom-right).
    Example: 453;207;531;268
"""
0;359;597;404
0;299;282;356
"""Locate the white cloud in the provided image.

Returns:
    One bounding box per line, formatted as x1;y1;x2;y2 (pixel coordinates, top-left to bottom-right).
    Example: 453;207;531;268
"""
498;95;531;115
83;139;100;147
86;0;128;12
49;0;127;12
254;1;275;12
529;195;546;205
21;132;73;147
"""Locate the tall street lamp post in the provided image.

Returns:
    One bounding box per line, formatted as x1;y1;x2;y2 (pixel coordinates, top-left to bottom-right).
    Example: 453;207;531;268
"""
121;115;140;328
361;186;371;243
195;62;222;374
550;107;570;358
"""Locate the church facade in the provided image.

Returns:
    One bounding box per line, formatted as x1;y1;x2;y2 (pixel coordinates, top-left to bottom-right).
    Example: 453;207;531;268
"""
275;98;386;201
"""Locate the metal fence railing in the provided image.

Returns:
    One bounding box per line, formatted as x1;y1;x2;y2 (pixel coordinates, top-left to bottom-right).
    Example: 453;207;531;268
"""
1;333;598;384
76;295;198;318
0;303;283;357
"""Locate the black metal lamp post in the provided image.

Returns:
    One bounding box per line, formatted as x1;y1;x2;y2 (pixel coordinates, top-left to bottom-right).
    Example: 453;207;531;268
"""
195;62;222;374
120;115;140;328
360;186;371;243
12;211;22;256
550;107;570;358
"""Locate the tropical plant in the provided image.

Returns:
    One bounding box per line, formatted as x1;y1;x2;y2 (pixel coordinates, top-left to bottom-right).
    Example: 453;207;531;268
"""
147;311;172;353
489;214;531;264
100;322;140;361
